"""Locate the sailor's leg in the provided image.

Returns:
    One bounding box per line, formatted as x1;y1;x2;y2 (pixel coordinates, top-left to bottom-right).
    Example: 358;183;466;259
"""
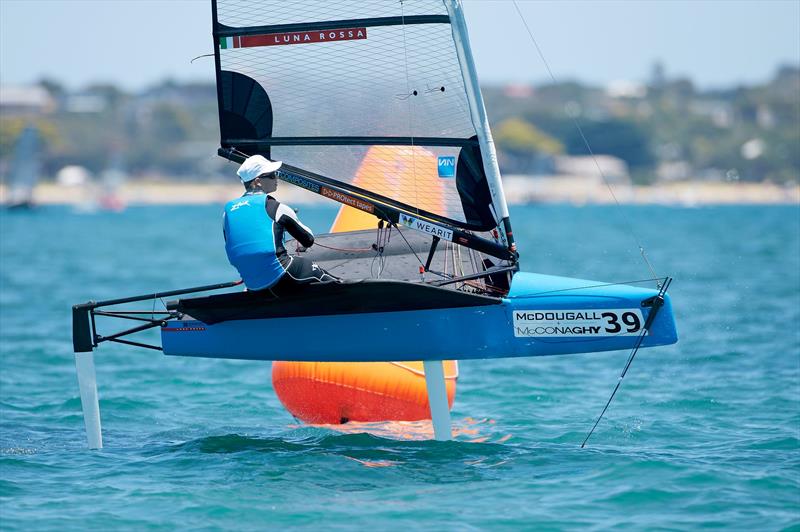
284;256;339;283
423;360;452;441
75;352;103;449
314;264;340;282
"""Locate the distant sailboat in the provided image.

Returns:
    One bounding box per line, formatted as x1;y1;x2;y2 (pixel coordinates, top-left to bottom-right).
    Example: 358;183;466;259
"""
3;125;41;209
97;151;127;212
72;152;128;214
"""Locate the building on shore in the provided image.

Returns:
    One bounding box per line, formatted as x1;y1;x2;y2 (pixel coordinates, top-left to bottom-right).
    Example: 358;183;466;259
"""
0;85;55;117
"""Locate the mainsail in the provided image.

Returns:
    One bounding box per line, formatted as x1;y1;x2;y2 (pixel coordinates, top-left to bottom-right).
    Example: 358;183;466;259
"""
212;0;515;258
5;126;41;207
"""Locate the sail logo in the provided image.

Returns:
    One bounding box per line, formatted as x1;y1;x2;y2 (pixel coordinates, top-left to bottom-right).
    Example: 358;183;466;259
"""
320;187;374;214
437;156;456;178
220;28;367;50
399;214;454;241
279;171;320;193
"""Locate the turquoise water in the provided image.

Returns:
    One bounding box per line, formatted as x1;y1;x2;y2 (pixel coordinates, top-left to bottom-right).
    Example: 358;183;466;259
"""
1;204;798;529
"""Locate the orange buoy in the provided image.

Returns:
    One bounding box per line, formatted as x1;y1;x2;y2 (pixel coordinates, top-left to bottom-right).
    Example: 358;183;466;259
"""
272;146;458;423
330;144;449;230
272;361;458;424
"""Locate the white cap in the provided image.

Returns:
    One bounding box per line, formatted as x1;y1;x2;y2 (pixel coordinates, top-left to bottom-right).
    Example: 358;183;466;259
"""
236;155;282;183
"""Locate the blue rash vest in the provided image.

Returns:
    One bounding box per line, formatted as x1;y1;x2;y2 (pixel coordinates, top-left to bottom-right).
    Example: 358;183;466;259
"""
223;193;285;290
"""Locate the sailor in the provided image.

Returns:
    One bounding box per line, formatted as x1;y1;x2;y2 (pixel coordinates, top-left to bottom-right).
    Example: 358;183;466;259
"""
223;155;337;292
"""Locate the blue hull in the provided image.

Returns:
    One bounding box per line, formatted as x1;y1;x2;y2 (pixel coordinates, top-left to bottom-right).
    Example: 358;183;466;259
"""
161;272;677;362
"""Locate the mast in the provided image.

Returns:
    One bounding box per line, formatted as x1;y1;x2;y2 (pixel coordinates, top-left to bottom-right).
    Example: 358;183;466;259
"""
445;0;516;254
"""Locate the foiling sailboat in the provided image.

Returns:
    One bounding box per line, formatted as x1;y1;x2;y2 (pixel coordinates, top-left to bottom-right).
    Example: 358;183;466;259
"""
72;0;677;449
3;125;41;209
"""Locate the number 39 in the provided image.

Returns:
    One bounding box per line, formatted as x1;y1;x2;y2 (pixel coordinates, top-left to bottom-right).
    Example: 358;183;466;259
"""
601;312;641;333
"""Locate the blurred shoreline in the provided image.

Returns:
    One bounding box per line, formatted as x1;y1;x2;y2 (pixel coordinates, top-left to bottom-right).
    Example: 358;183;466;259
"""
1;178;798;207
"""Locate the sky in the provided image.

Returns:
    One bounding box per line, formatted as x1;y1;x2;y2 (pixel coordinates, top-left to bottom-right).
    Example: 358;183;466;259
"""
0;0;798;91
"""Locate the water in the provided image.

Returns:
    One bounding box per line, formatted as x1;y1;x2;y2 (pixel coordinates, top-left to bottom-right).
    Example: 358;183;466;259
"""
1;204;798;529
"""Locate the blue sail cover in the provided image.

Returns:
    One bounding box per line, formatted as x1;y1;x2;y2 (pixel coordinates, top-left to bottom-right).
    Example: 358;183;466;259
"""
212;0;497;231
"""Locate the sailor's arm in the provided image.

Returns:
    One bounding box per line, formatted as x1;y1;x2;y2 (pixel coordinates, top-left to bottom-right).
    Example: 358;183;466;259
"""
266;198;315;248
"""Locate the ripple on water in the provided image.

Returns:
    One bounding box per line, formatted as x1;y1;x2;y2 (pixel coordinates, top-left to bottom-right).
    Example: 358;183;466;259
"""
1;205;798;529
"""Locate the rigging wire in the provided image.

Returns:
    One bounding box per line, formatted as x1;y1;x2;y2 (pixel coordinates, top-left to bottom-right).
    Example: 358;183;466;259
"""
390;222;450;281
523;277;667;297
189;53;214;63
511;0;661;287
392;223;426;269
581;278;672;447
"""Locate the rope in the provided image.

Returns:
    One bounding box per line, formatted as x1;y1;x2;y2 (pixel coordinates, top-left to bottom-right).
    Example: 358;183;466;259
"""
313;242;375;253
511;0;661;287
371;223;389;278
463;279;506;295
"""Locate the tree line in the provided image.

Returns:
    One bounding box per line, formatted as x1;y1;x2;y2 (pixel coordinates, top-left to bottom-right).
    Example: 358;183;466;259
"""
1;65;798;184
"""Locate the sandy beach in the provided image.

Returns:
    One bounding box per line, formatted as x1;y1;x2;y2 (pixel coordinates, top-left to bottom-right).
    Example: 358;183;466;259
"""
1;178;798;207
502;176;800;206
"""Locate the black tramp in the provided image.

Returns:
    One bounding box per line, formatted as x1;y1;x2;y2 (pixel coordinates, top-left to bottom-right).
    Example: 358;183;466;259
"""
169;279;500;325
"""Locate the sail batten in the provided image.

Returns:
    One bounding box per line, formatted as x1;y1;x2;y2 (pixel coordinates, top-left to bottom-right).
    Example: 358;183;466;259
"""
224;137;478;146
212;0;505;233
216;15;451;38
216;0;448;28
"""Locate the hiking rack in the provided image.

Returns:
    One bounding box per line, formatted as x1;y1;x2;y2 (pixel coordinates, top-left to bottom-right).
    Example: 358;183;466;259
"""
72;280;243;353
